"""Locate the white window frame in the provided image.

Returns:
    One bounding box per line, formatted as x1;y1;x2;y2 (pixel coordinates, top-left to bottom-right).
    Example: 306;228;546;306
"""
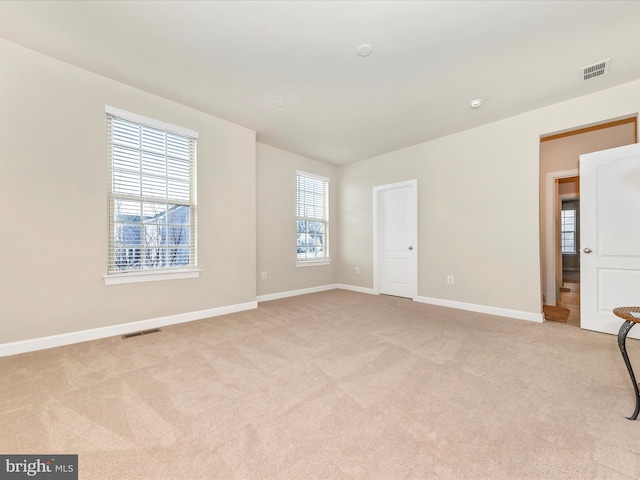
104;106;200;285
296;171;330;267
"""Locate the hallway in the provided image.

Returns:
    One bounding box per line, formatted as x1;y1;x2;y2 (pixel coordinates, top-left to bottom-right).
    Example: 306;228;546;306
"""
558;280;580;327
543;271;580;327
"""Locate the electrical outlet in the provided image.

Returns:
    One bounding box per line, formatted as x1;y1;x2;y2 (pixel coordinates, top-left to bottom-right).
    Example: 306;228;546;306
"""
261;272;267;280
355;267;360;274
447;275;454;284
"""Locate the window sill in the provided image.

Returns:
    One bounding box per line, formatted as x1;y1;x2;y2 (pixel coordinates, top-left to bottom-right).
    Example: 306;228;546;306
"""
296;259;331;268
104;268;201;285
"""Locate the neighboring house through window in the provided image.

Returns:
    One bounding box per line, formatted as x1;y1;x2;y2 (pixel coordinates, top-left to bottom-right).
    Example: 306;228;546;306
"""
296;171;330;265
105;106;198;283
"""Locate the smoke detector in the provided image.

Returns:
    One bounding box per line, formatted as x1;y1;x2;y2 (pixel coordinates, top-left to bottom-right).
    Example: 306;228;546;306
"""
580;59;611;82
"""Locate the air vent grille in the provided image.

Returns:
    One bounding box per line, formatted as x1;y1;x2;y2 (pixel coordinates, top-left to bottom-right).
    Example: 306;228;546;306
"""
580;59;610;81
122;328;161;339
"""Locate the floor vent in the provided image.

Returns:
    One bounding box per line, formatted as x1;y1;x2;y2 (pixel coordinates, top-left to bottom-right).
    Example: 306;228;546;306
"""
122;328;161;339
580;58;610;82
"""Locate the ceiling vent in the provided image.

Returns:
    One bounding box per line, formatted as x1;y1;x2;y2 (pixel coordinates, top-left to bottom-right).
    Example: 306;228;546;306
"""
580;58;611;82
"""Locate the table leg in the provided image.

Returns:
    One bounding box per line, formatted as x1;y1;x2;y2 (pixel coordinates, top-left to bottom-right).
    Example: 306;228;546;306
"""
618;320;640;420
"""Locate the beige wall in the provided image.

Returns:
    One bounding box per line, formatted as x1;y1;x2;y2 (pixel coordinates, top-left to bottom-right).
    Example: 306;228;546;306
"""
339;123;541;312
558;178;579;198
256;143;338;296
0;39;257;344
339;79;640;315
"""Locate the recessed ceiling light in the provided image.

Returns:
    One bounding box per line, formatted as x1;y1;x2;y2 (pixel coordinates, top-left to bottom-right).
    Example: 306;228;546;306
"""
357;44;373;57
469;99;483;109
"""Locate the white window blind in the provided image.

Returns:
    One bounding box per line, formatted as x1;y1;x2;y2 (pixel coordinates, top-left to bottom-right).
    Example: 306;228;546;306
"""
296;172;329;261
106;107;198;274
561;209;576;254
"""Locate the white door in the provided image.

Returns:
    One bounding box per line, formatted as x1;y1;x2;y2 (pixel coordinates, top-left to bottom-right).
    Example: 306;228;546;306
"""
580;143;640;337
374;180;417;298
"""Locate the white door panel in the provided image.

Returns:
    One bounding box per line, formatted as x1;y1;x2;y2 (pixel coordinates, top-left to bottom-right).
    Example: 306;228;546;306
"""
374;180;417;299
598;269;640;310
581;143;640;337
384;193;408;249
384;258;410;282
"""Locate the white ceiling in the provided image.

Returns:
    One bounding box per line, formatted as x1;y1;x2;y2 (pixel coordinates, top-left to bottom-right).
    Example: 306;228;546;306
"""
2;1;640;165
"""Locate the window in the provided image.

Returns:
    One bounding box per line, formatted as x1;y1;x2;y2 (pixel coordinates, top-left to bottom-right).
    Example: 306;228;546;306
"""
561;209;576;254
296;172;329;264
106;106;198;281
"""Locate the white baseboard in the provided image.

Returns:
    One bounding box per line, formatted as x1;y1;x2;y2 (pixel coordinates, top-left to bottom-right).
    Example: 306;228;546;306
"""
317;284;543;323
0;301;258;358
337;286;543;322
336;283;376;295
414;296;544;323
257;284;339;303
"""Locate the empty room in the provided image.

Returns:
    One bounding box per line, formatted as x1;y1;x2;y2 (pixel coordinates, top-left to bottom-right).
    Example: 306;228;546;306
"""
3;1;640;479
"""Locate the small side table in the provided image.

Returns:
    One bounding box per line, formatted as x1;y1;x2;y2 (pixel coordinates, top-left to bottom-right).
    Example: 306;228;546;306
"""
614;306;640;420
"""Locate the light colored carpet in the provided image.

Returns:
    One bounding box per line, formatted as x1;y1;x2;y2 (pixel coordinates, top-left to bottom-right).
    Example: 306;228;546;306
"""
2;290;640;479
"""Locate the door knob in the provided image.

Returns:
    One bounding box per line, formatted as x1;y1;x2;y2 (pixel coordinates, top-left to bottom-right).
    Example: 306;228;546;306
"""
583;248;592;254
408;246;414;250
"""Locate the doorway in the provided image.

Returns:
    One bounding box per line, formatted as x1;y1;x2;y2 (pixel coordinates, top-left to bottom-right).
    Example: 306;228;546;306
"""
558;194;580;326
539;116;637;327
543;170;580;325
560;196;580;285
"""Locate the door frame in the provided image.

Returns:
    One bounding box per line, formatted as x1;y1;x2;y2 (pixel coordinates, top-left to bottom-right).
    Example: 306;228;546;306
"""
373;179;418;298
544;168;578;307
